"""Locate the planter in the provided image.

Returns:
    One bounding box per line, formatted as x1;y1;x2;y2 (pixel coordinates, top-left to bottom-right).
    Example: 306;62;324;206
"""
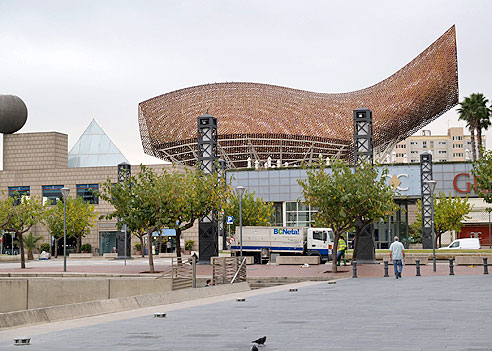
185;250;191;255
136;251;142;256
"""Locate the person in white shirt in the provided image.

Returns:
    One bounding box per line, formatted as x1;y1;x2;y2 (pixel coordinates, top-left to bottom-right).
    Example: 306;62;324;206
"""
389;236;405;279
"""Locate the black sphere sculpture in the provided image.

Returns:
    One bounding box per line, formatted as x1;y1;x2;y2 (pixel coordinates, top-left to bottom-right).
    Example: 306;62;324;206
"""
0;95;28;134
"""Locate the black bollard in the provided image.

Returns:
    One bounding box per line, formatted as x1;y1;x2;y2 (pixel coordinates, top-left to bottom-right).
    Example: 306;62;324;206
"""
384;260;389;277
352;260;358;278
483;257;489;275
449;258;454;276
415;259;421;276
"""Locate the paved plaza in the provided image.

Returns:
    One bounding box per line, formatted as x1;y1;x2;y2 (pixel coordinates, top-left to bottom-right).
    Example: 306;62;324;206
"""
1;274;491;350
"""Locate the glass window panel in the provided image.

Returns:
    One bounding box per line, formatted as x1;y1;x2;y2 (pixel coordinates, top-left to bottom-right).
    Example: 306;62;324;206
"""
298;202;309;211
42;185;64;205
298;212;309;222
76;184;99;204
286;202;297;212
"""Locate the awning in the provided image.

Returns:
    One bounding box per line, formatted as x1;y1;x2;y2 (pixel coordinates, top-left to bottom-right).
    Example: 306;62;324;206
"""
151;228;176;237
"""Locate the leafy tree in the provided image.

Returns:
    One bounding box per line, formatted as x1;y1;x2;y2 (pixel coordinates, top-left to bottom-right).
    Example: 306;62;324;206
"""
162;167;230;259
100;165;167;273
298;159;398;272
45;196;96;256
66;197;97;253
472;149;492;212
223;191;274;234
415;193;472;248
0;196;46;268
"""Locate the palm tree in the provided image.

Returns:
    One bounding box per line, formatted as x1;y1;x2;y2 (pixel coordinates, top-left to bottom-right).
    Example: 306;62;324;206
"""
458;96;478;161
22;233;42;260
474;93;491;158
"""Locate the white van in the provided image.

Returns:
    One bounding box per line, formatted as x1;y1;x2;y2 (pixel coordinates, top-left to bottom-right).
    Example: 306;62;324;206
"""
439;238;481;250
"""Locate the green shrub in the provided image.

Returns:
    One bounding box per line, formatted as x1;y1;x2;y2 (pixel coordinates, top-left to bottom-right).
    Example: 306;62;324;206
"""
81;243;92;253
185;240;194;251
135;242;142;251
39;243;51;253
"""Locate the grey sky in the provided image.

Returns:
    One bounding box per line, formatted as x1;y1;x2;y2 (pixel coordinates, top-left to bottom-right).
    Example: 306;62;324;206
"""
1;0;491;165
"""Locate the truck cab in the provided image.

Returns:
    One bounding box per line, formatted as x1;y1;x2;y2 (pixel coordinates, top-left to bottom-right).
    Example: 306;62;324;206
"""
306;228;334;262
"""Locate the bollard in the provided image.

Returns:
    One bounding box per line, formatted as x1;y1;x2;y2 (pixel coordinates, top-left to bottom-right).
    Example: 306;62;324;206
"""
383;260;389;277
449;258;454;276
484;257;489;275
352;260;358;278
415;259;421;276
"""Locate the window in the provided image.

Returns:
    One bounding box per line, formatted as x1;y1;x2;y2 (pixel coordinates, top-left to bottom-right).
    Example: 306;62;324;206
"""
411;151;418;154
396;144;406;149
410;141;418;145
452;136;463;141
312;230;327;241
42;185;64;205
396;153;405;158
270;202;283;226
438;150;447;154
439;141;447;145
8;186;30;205
422;141;427;148
76;184;99;204
449;240;460;248
453;144;463;149
285;201;317;227
453;153;464;158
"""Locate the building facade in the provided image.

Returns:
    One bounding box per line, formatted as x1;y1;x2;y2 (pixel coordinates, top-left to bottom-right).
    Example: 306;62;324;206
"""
388;127;485;164
0;128;197;256
227;162;492;248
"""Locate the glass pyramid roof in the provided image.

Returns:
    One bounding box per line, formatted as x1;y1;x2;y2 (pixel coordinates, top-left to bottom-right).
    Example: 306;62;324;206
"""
68;119;129;168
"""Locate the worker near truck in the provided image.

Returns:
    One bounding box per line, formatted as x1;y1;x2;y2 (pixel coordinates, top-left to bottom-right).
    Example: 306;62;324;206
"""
336;236;347;266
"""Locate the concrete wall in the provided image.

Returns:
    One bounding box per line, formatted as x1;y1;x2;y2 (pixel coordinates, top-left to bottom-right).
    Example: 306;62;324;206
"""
0;277;173;313
0;279;27;313
0;282;251;329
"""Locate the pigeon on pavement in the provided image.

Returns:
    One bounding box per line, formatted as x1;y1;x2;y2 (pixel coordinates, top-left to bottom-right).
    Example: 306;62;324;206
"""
252;336;266;345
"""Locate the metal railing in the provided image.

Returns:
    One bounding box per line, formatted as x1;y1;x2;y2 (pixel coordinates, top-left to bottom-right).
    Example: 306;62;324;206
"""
158;256;196;290
212;257;247;285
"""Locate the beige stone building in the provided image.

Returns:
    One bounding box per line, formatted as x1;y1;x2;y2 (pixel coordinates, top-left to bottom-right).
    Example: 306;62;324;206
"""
0;121;197;256
386;127;485;164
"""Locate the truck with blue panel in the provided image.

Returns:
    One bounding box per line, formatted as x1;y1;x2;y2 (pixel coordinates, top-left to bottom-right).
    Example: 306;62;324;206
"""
231;226;334;264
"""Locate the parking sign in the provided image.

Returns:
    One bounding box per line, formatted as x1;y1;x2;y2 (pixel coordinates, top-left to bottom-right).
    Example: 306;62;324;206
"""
226;216;233;224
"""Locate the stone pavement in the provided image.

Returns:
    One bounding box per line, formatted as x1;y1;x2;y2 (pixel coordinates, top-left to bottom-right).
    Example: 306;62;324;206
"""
1;275;491;350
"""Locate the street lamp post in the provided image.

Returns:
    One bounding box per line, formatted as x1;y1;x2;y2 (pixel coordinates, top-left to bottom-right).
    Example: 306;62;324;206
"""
235;186;246;258
487;208;492;249
424;180;437;272
60;187;70;272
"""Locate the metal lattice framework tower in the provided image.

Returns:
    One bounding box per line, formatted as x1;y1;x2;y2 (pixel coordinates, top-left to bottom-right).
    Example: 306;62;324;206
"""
353;108;374;166
197;113;219;261
353;108;375;263
139;26;458;168
420;153;434;249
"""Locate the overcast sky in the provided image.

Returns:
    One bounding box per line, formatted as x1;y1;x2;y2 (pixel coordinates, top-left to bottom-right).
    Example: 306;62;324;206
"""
1;0;491;165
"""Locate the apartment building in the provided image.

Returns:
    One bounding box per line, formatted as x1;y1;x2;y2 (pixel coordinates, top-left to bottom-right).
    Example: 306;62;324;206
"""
387;127;485;163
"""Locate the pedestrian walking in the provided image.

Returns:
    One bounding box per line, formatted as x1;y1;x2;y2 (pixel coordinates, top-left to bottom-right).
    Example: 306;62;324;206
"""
389;236;405;279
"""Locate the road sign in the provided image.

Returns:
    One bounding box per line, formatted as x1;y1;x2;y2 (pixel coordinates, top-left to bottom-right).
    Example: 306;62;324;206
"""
226;216;233;224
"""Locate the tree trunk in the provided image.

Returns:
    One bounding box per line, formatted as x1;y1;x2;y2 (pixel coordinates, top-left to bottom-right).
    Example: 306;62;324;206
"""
146;229;155;273
476;125;483;158
19;232;26;269
76;236;81;253
28;249;33;261
176;229;182;258
139;236;145;258
470;118;477;161
158;233;163;254
54;237;60;258
332;233;339;273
